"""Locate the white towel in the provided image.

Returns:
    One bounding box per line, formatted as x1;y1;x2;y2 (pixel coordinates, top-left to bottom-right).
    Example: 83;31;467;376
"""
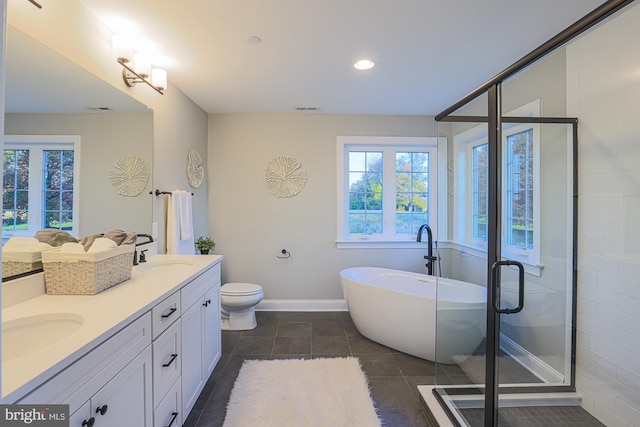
60;242;86;253
178;191;193;241
167;190;195;254
88;237;118;253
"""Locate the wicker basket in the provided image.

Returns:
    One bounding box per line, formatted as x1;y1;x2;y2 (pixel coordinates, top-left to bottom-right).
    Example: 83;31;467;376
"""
42;244;135;295
2;249;52;278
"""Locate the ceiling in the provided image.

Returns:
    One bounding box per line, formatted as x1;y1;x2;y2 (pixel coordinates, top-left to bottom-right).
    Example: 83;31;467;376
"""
77;0;607;116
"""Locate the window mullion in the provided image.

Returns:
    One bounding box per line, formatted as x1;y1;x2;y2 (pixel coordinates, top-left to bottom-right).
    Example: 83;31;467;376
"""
382;148;396;238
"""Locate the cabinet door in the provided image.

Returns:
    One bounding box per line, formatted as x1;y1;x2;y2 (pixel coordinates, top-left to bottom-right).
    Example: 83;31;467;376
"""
91;347;153;427
202;286;221;377
181;300;203;416
69;401;92;427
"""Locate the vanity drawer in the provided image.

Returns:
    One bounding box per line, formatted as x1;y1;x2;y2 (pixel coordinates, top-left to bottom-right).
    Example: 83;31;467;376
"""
154;378;182;427
152;319;181;406
181;263;220;312
152;291;181;339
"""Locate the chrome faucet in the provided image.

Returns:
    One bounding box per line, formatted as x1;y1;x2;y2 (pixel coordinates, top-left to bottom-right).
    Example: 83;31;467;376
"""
417;224;437;275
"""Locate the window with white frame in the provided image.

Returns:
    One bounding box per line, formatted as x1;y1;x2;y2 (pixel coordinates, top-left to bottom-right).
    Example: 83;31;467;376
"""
337;136;438;247
3;135;81;238
453;100;541;267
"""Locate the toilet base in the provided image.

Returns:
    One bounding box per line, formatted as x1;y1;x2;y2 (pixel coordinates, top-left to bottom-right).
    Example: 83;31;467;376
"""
221;307;257;331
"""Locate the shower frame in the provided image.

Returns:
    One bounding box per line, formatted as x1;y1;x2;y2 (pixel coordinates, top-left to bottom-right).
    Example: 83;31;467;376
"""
432;0;638;426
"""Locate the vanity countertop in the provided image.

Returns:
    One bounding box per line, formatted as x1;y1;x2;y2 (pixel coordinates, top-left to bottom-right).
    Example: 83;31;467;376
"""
1;254;223;403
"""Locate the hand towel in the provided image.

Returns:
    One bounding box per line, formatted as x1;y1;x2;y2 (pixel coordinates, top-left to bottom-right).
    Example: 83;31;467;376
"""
166;190;195;254
179;191;193;241
3;237;53;252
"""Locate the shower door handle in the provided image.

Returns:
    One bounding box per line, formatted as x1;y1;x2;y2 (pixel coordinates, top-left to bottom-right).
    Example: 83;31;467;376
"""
490;260;525;314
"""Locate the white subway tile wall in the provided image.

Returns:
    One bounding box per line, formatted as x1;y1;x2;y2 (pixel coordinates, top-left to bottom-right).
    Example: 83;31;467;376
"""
569;3;640;426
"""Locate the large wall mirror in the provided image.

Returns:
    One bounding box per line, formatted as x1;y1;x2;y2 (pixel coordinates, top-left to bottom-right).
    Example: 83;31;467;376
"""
2;25;154;281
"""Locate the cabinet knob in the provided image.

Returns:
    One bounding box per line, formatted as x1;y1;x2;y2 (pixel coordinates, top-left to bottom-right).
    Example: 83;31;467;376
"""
82;418;95;427
96;405;108;416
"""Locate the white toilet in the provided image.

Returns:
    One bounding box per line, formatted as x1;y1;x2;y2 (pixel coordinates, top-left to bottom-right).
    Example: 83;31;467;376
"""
220;282;264;330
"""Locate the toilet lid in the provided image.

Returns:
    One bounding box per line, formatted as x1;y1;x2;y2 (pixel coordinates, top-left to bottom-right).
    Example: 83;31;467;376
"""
221;282;263;296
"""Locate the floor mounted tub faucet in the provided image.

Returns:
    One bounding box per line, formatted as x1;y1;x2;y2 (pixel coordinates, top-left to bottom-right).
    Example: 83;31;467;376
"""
417;224;437;275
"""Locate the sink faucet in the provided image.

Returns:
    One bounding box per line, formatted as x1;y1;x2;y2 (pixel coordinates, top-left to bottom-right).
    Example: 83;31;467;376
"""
417;224;437;275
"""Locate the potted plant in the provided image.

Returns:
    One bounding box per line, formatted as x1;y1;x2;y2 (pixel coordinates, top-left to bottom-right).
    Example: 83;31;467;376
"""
195;236;215;254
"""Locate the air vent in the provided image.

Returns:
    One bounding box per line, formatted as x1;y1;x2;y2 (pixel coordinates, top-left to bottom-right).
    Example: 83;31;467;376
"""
295;107;318;111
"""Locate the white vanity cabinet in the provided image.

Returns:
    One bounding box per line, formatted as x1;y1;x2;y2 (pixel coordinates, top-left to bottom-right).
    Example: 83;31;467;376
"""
9;257;223;427
19;313;154;427
180;263;222;417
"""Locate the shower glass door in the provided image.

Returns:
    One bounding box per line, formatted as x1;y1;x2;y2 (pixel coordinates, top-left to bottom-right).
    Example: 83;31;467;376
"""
434;103;577;426
492;118;577;421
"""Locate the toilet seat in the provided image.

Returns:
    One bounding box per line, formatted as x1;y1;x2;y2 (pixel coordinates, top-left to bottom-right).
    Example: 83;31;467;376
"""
221;282;262;296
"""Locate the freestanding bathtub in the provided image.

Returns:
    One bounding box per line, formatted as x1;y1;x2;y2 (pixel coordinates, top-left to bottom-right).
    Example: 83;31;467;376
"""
340;267;487;364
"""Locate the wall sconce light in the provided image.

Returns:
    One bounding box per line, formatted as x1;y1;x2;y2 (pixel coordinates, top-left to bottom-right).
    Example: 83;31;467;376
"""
113;35;166;95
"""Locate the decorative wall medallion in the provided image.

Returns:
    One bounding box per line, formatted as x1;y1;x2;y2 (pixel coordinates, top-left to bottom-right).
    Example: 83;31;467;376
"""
109;156;150;197
265;156;307;198
187;149;204;188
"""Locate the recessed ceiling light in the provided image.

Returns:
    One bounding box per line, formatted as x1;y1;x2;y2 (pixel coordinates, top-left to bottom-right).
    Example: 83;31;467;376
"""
247;36;262;44
354;59;375;70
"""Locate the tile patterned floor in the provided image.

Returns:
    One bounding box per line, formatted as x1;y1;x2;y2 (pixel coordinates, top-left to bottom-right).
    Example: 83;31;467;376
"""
183;311;435;427
183;311;604;427
459;406;606;426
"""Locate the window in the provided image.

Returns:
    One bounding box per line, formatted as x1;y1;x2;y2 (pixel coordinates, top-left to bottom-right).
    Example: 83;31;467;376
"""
472;143;488;241
3;135;80;238
453;101;541;267
337;136;438;247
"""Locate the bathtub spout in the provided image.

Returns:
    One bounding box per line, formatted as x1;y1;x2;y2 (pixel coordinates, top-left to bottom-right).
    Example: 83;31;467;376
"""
417;224;437;275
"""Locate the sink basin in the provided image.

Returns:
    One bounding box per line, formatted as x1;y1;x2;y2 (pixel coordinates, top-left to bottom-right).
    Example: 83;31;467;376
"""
135;258;194;272
2;313;84;361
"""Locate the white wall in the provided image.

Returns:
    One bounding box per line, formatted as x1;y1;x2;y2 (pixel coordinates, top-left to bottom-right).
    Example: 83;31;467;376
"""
567;3;640;426
5;113;153;237
208;113;437;299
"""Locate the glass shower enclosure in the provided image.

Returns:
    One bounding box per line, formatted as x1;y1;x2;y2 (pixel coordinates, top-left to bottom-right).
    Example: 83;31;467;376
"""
428;1;638;424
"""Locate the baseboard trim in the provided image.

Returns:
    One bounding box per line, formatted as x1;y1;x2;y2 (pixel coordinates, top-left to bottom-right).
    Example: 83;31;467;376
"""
500;333;565;384
256;299;348;311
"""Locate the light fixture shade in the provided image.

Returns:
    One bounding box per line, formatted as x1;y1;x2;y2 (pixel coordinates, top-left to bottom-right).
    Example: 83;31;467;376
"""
151;68;167;91
112;35;132;63
133;53;152;78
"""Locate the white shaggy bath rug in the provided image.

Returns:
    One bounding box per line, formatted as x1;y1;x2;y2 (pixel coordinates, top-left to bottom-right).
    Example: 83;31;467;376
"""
222;357;382;427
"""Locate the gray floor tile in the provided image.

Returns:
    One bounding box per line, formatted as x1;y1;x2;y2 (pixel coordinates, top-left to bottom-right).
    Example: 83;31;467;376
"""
312;334;351;355
394;353;436;376
357;353;403;377
311;320;346;336
276;321;311;337
231;335;274;354
369;376;419;409
348;335;391;353
377;407;434;427
272;336;312;354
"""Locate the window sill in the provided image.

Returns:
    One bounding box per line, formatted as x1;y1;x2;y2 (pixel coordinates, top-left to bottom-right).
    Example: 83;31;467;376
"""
336;240;430;250
438;240;544;277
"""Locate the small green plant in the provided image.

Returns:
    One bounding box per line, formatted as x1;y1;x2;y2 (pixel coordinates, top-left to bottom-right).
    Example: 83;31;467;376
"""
195;236;215;254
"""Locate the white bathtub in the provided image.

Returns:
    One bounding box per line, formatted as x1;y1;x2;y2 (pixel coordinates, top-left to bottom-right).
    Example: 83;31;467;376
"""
340;267;487;363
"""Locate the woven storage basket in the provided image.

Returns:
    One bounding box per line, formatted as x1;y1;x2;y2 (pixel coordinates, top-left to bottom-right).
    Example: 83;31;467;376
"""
1;249;53;278
42;244;135;295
